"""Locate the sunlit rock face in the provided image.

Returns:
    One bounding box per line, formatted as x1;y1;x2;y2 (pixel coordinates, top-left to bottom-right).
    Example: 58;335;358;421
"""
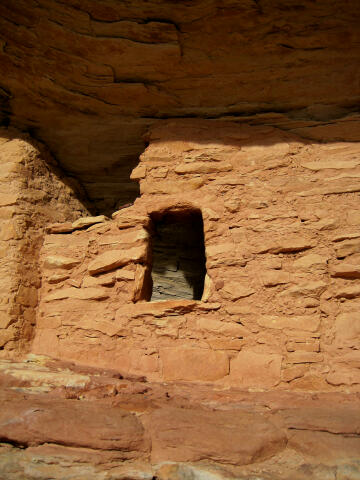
0;0;359;211
1;2;360;479
27;119;360;391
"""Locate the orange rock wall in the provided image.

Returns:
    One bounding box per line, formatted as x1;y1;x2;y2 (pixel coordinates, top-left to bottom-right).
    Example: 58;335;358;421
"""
32;120;360;390
1;0;359;213
0;128;88;352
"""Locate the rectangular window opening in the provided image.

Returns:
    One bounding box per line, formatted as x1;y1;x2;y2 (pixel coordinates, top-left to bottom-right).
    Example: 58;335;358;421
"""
145;209;207;302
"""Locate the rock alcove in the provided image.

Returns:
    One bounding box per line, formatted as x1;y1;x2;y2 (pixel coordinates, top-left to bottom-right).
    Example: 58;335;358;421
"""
149;209;207;301
0;1;360;478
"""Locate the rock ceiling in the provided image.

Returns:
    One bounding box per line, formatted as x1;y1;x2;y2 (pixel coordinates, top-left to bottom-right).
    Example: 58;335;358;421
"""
0;0;359;212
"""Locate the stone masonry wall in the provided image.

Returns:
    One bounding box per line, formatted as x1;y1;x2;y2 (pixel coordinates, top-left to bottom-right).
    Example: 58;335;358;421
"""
0;128;89;352
32;120;360;391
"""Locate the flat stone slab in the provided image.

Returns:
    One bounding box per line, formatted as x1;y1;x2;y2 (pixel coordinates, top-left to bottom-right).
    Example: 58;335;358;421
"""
0;357;360;479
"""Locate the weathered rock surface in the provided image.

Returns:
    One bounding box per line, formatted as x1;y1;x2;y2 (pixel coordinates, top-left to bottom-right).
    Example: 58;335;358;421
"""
43;255;81;270
25;120;360;397
44;287;109;302
0;129;88;350
0;392;147;453
161;348;229;382
0;357;359;479
148;406;286;464
0;1;359;211
88;246;148;275
72;215;107;230
229;351;282;388
0;2;359;476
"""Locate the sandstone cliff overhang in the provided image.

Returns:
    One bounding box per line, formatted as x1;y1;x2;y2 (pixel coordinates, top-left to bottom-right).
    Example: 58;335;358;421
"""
0;0;359;211
0;3;360;478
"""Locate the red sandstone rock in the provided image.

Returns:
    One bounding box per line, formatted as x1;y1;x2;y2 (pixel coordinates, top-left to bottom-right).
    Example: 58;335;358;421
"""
281;405;360;435
88;246;148;275
256;236;315;254
229;351;282;388
0;358;359;478
174;161;233;174
0;1;359;475
44;287;109;302
287;352;324;364
220;282;255;300
335;239;360;258
43;255;81;270
160;347;229;382
334;284;360;299
330;263;360;279
327;367;360;387
71;215;107;230
288;430;360;462
0;130;88;349
261;271;290;287
116;300;197;320
257;315;320;332
1;120;358;396
0;391;148;454
148;406;287;465
45;222;74;234
0;1;359;212
335;312;360;348
282;365;308;383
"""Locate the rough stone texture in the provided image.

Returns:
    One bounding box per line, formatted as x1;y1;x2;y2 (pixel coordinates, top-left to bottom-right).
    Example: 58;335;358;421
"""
228;351;282;388
88;246;149;275
0;356;359;479
148;406;286;464
0;129;88;352
0;393;147;453
0;1;359;212
161;348;229;382
30;120;360;393
0;2;359;475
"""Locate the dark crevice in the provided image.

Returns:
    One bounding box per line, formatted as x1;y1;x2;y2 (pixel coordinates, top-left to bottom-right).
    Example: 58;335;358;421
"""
0;437;28;449
0;84;11;127
142;17;181;32
139;105;360;126
278;43;326;51
148;209;206;302
47;18;179;46
112;77;158;86
24;126;96;215
287;427;360;437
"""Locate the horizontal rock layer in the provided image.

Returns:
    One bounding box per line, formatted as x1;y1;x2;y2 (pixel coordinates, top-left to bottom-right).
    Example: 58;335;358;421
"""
0;0;359;211
0;356;359;479
28;120;360;393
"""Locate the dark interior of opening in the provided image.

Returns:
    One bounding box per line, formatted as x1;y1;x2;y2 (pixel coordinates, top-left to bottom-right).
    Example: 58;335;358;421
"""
149;209;206;301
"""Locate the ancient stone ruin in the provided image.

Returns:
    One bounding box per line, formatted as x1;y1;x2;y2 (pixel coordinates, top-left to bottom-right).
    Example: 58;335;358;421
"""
0;1;360;479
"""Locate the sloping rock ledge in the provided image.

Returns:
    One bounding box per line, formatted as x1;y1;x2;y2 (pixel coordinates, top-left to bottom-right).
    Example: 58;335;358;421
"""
0;355;359;480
